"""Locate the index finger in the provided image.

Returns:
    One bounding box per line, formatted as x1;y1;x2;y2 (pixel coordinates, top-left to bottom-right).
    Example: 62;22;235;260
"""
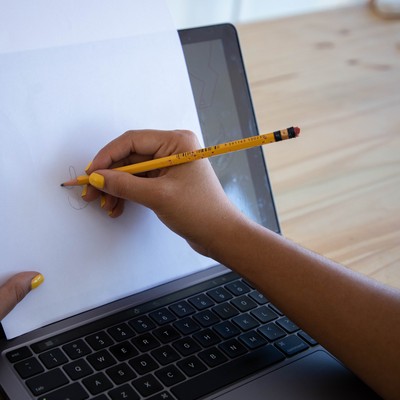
86;129;171;174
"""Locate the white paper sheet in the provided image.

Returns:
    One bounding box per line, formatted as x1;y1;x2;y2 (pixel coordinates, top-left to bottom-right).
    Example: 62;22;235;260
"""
0;0;214;339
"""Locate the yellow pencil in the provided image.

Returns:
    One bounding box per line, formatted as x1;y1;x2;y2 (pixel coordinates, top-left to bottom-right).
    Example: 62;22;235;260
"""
61;126;300;187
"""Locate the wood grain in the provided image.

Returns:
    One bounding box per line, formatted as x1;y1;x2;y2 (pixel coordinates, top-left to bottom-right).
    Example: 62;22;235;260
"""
237;4;400;288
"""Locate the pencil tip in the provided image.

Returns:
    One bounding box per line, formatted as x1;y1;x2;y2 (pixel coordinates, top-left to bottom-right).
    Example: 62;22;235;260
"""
294;126;300;137
60;179;79;187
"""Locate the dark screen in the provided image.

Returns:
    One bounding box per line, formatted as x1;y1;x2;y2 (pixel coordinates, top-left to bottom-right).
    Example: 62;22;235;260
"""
180;25;280;233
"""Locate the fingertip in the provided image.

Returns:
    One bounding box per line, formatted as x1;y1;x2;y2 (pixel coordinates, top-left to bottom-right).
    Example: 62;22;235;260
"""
81;184;101;202
30;273;45;290
89;172;105;190
81;185;88;198
0;272;44;321
100;194;106;208
108;198;125;218
85;161;93;173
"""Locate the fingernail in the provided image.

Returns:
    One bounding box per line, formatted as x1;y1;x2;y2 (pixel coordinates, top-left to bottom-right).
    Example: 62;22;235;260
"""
100;194;106;208
85;161;93;173
89;173;105;189
108;210;113;217
31;273;44;290
81;185;88;197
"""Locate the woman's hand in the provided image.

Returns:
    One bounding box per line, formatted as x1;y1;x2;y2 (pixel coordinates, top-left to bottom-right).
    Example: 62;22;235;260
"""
0;272;44;321
83;129;241;256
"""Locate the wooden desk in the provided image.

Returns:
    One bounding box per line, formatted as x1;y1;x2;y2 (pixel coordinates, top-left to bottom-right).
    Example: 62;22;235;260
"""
237;5;400;288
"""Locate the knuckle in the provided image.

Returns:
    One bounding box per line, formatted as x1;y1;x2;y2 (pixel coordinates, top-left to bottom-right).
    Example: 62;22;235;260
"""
173;130;199;150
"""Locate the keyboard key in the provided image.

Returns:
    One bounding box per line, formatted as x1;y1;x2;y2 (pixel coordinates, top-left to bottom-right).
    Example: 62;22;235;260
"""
108;323;135;342
172;345;285;400
213;321;240;339
298;331;318;346
39;348;68;369
149;308;176;325
106;362;136;384
82;372;113;395
193;310;220;327
198;347;227;368
231;295;257;312
86;331;114;351
193;329;221;347
6;346;32;363
258;322;286;341
169;300;195;317
132;374;163;397
129;316;156;333
129;354;158;375
131;333;160;352
275;335;309;356
251;305;278;323
225;281;250;296
173;337;201;356
63;358;93;380
87;349;117;370
38;382;89;400
108;383;140;400
232;313;259;331
188;294;214;310
63;339;91;360
109;341;138;361
276;317;300;333
154;325;180;343
249;290;268;304
155;365;185;386
173;317;201;335
151;345;180;365
212;303;239;319
206;287;233;303
239;331;267;349
219;339;247;358
177;355;207;377
268;303;283;316
148;391;175;400
241;279;254;289
14;357;44;379
26;368;69;396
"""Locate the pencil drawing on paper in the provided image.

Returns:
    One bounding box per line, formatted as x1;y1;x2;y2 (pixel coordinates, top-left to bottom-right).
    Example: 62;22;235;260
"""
65;165;88;210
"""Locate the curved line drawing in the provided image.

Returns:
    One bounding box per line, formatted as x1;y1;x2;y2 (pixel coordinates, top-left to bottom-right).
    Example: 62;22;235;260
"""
65;165;89;210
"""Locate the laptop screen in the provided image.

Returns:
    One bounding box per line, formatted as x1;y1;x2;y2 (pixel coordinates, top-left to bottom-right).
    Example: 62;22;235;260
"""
180;25;280;233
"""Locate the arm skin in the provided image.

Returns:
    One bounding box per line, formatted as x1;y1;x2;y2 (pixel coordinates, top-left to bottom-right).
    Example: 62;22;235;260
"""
84;129;400;399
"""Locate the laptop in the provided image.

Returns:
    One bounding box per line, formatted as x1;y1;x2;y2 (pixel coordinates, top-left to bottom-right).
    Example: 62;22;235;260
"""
0;23;379;400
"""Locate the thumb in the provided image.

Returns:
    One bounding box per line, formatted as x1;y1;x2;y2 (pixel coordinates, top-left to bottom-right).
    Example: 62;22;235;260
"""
89;170;161;209
0;272;44;321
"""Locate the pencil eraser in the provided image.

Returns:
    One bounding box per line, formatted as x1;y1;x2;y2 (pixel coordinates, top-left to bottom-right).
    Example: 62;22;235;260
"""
294;127;300;137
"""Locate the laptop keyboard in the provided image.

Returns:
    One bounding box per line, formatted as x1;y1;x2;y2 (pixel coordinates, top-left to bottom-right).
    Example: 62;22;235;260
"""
5;272;317;399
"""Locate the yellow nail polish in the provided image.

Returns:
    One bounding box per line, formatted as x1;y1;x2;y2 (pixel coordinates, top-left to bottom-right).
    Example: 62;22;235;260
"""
31;274;44;290
85;161;93;172
81;185;88;197
100;194;106;208
89;173;105;189
108;210;113;217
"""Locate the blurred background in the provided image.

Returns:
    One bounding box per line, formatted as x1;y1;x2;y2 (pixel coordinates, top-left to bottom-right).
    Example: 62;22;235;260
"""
167;0;363;28
167;0;400;288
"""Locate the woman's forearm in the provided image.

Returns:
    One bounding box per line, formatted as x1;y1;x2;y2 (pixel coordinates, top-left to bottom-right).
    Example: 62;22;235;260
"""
209;214;400;399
